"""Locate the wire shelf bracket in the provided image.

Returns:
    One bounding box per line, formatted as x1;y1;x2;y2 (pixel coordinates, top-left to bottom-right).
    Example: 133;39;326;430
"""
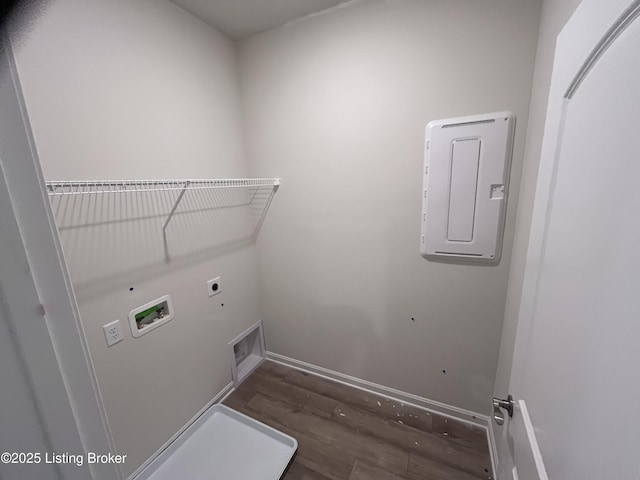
162;180;191;234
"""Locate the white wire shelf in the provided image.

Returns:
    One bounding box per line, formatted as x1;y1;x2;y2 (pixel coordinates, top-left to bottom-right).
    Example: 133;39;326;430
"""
45;178;280;235
45;178;280;196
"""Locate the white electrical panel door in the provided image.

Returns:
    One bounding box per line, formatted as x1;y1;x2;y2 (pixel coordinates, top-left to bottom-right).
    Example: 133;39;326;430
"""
421;112;515;262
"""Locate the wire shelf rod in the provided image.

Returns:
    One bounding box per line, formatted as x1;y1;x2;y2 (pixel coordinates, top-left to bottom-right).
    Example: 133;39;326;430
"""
45;178;280;196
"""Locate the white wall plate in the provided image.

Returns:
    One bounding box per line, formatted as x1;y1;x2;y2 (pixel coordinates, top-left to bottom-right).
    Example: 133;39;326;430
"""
103;319;124;347
207;276;221;297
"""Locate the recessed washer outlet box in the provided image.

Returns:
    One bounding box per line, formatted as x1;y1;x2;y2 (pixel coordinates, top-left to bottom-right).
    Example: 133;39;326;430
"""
229;320;265;386
128;295;174;338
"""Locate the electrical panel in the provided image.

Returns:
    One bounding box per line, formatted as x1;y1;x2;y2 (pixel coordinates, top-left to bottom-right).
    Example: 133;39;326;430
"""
421;112;515;262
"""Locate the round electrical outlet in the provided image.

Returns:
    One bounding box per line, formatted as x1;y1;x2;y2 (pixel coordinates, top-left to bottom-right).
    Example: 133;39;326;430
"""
207;276;221;297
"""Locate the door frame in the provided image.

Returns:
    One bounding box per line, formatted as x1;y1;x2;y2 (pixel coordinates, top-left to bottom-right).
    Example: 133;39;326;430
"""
0;38;122;480
496;0;640;476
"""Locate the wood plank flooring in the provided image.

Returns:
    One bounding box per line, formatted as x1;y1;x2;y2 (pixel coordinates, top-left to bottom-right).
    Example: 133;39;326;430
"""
223;361;493;480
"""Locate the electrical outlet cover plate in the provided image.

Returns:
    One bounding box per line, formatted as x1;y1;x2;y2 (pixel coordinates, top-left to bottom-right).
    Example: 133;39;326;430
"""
207;276;221;297
103;319;124;347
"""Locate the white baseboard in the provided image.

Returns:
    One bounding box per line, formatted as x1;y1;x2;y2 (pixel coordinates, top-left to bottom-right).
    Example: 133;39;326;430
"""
129;381;234;480
266;351;489;428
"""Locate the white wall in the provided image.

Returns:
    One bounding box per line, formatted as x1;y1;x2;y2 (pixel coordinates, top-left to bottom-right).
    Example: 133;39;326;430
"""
492;0;582;403
11;1;260;476
239;0;541;414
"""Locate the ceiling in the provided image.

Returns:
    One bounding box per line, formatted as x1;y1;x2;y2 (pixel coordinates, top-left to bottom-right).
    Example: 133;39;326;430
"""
171;0;349;40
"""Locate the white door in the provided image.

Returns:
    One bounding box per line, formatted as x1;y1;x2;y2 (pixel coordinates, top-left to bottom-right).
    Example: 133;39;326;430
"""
495;1;640;479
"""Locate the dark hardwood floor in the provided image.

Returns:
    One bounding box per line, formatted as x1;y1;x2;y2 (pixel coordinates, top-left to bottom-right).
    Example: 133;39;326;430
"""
223;361;493;480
